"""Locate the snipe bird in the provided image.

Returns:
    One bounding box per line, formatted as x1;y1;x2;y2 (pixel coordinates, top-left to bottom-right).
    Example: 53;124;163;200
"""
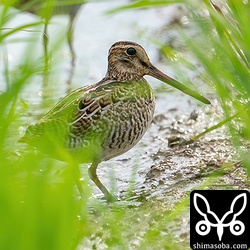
4;0;83;66
20;41;210;202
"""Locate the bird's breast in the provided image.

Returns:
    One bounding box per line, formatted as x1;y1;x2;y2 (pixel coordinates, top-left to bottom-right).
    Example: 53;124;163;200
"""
101;82;155;160
66;80;155;162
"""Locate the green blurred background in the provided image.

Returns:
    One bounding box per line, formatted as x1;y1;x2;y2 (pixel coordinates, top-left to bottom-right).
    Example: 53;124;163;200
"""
0;0;249;249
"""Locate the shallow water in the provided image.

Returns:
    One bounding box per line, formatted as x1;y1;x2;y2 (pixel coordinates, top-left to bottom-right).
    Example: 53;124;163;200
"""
1;2;249;249
2;0;246;205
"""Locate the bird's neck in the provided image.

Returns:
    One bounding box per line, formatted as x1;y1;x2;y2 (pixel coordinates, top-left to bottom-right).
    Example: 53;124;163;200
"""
104;65;145;82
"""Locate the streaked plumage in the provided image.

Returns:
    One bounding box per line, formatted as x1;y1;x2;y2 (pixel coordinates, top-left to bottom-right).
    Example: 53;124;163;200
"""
20;41;210;202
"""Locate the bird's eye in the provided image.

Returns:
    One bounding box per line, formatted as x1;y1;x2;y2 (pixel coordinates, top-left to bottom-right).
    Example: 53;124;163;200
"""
126;47;136;55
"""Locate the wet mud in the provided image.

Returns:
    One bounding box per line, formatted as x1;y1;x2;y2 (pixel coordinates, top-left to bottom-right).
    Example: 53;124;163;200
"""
83;93;249;249
3;3;250;248
92;92;249;205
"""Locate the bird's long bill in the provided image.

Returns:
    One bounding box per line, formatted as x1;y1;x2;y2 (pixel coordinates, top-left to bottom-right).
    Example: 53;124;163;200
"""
149;64;210;104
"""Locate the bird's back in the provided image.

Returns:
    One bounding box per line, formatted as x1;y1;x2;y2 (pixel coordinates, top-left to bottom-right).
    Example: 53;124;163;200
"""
10;0;82;19
21;79;155;163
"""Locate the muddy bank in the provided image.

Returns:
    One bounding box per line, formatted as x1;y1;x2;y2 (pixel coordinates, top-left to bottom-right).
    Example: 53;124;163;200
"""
82;93;249;249
90;92;249;205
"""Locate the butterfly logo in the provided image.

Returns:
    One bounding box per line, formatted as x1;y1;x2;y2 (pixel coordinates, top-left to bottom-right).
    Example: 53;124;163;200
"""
193;193;247;241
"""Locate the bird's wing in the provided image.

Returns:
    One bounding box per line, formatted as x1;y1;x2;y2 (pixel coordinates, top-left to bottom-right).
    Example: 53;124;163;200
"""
37;80;130;133
41;84;95;121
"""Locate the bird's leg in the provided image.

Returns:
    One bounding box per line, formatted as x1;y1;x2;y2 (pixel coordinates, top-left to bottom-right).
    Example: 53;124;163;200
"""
74;167;84;198
66;15;76;92
43;22;49;71
88;161;117;203
41;22;51;103
75;179;84;196
69;162;87;200
67;14;76;68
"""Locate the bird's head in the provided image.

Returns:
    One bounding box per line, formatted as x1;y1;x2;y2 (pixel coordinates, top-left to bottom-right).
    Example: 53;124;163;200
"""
106;41;210;104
